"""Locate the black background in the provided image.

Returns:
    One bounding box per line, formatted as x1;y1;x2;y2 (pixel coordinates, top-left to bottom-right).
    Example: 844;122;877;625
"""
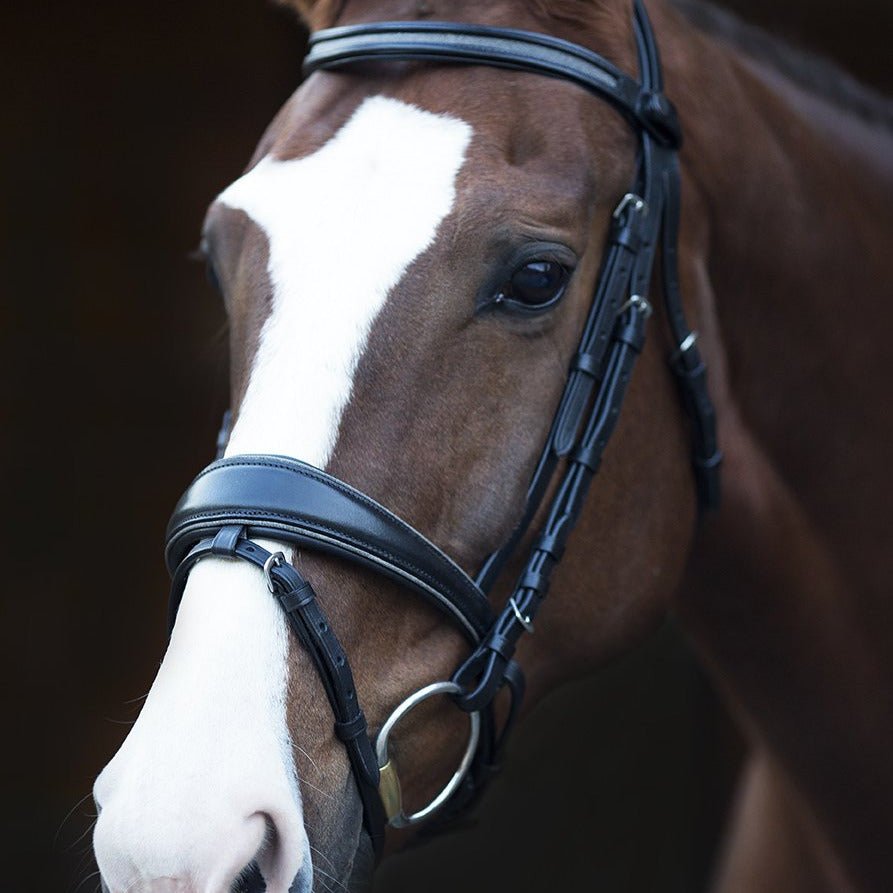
2;2;890;890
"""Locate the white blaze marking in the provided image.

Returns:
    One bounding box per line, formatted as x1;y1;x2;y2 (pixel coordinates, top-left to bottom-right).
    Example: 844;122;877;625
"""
94;96;471;892
222;94;472;462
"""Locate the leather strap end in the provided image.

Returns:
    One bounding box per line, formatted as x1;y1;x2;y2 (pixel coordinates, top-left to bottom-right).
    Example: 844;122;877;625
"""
553;378;594;456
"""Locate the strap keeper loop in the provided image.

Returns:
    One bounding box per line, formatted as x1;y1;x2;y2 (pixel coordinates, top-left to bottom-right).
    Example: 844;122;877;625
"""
571;351;600;378
572;443;602;473
613;313;647;353
210;525;243;557
277;582;317;614
534;530;566;561
518;569;548;593
334;712;368;743
486;632;515;660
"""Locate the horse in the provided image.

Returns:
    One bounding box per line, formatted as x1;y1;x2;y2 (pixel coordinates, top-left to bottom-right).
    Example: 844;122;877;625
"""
91;0;893;890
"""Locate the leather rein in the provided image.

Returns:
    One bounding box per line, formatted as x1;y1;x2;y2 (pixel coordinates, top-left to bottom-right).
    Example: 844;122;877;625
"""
165;0;720;860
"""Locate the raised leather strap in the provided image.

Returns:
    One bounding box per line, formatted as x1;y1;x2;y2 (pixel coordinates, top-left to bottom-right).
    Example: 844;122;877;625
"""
166;455;493;643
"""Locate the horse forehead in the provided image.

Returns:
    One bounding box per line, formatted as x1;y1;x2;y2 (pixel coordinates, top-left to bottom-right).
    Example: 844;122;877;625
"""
211;96;472;468
215;94;472;260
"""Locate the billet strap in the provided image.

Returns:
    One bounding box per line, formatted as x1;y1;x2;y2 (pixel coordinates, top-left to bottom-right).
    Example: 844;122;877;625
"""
305;20;681;148
166;455;493;643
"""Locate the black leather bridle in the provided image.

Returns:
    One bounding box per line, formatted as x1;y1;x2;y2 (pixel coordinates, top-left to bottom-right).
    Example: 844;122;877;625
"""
165;0;720;861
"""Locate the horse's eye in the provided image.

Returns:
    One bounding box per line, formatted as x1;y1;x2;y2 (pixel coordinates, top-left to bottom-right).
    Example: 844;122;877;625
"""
497;260;570;311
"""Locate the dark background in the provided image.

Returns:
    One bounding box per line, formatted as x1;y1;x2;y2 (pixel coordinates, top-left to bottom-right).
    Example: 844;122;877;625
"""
2;2;890;890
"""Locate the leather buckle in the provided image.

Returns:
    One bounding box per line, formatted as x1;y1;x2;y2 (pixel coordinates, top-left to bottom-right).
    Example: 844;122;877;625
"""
262;551;285;593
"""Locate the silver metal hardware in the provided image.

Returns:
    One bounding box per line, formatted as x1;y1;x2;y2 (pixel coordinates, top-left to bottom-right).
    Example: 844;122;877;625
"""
375;681;481;829
671;331;699;362
679;331;698;352
612;192;647;219
616;293;653;319
263;551;285;593
508;596;535;633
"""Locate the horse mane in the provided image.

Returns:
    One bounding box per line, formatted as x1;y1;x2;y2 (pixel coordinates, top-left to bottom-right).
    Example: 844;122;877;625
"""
672;0;893;131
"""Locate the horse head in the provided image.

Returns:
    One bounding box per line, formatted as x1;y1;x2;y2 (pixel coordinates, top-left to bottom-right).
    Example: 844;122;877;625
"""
93;1;708;890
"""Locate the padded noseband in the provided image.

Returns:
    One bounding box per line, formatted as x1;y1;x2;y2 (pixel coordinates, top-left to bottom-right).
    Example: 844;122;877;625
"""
166;455;493;642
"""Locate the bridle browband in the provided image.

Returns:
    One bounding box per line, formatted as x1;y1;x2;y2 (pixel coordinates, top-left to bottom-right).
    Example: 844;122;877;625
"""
165;0;720;861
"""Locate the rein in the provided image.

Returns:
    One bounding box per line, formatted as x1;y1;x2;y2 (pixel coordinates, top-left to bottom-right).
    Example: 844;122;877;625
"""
165;0;720;860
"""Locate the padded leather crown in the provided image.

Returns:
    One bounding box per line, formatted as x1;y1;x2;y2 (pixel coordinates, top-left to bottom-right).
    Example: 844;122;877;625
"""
165;455;494;643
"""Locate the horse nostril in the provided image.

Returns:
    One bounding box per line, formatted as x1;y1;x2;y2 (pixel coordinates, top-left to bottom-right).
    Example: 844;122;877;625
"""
230;840;314;893
233;813;313;893
95;800;308;893
233;860;266;893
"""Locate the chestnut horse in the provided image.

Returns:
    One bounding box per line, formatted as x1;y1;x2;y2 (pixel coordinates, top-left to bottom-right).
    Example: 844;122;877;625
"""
92;0;893;891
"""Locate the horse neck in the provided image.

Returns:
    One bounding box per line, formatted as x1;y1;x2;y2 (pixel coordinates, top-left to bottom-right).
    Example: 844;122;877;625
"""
666;10;893;887
669;5;893;596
